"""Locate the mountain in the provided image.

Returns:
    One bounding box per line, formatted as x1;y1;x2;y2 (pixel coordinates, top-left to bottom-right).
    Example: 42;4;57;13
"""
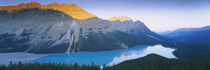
0;2;165;54
160;26;210;45
0;2;96;20
107;16;132;22
109;16;168;42
160;26;210;59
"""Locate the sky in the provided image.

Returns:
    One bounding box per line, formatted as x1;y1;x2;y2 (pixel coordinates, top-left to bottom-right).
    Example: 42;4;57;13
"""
0;0;210;32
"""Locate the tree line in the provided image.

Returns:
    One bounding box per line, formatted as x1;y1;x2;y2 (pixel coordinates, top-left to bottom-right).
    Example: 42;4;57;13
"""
0;62;100;70
0;57;210;70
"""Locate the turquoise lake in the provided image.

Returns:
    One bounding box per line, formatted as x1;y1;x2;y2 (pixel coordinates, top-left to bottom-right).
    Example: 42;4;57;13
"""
32;45;176;66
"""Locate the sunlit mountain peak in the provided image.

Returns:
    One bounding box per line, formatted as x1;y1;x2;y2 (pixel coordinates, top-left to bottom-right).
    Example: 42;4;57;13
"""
108;16;132;22
0;2;97;20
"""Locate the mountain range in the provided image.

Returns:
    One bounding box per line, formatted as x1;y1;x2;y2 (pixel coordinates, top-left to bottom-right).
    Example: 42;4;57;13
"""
160;26;210;59
0;2;167;54
160;26;210;44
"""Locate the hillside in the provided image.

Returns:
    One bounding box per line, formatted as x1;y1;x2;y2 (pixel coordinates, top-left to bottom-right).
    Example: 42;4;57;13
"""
107;54;210;70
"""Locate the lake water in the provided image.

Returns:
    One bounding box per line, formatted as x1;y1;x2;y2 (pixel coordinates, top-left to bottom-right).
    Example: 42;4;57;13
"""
32;45;176;66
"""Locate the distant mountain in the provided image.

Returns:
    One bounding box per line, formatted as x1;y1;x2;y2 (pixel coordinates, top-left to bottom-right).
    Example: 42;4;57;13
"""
109;16;168;42
0;2;166;54
107;16;132;22
160;26;210;44
160;26;210;59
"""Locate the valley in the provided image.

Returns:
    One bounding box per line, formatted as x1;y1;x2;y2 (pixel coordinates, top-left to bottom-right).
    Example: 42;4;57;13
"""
0;1;210;70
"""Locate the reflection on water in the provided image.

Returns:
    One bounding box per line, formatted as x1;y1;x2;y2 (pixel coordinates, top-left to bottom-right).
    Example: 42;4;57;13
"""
32;45;176;66
108;45;176;66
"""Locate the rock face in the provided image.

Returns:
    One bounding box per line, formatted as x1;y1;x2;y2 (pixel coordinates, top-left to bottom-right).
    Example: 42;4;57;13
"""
0;2;164;54
0;2;41;12
0;2;96;20
109;17;165;42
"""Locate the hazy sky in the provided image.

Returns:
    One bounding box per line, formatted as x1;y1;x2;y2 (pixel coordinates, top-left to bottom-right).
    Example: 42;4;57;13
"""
0;0;210;32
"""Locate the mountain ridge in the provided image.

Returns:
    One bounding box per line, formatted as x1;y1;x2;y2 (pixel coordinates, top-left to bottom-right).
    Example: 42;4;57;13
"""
0;2;168;54
107;16;132;22
0;2;96;20
160;26;210;59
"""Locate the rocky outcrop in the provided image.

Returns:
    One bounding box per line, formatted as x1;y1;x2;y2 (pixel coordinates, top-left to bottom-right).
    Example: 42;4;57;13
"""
0;2;41;12
0;2;96;20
